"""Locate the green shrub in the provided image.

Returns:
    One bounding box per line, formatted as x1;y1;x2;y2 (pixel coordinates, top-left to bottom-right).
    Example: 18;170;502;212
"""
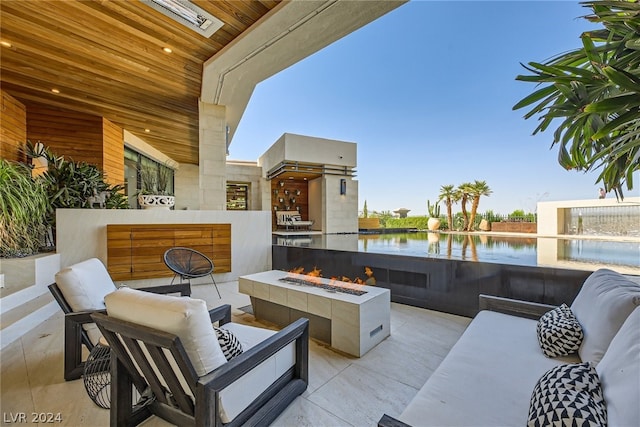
386;216;430;230
0;160;49;257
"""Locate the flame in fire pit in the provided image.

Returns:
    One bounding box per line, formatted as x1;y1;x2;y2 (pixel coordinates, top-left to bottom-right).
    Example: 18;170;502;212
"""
287;266;376;287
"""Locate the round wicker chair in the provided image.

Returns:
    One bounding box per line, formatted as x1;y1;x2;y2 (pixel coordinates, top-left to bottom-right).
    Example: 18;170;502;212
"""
163;247;221;298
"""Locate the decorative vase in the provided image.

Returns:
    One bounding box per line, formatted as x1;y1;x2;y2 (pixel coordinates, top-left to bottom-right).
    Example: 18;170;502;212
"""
427;217;441;231
138;194;175;210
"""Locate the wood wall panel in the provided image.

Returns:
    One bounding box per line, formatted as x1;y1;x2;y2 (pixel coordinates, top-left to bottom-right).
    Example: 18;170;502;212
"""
0;90;26;162
102;118;124;185
26;105;125;184
27;105;103;166
271;179;310;229
107;223;232;281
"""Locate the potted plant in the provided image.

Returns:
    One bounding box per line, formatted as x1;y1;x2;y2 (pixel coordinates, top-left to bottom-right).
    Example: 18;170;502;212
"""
0;159;49;257
137;163;175;209
427;200;441;231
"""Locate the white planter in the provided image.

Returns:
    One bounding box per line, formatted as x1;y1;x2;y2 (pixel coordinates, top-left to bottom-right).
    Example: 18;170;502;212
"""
427;217;441;231
138;194;175;210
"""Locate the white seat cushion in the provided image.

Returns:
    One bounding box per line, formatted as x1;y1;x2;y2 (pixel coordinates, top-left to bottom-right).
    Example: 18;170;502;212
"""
571;268;640;364
217;323;296;423
596;306;640;427
55;258;117;344
104;287;227;377
399;310;579;427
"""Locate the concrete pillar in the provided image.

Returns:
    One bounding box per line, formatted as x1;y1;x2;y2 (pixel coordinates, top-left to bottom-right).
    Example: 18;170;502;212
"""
199;101;227;210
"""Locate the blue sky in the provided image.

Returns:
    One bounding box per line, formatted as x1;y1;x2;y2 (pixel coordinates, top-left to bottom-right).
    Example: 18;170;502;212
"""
229;0;616;216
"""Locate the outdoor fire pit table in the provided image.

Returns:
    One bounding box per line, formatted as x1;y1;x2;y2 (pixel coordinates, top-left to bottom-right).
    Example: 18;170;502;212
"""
239;270;390;357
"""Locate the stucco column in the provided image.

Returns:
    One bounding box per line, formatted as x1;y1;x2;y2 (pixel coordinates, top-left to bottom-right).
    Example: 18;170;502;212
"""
322;175;358;234
199;100;227;210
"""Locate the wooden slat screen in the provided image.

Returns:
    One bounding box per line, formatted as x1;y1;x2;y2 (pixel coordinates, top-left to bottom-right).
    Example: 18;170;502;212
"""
107;223;231;281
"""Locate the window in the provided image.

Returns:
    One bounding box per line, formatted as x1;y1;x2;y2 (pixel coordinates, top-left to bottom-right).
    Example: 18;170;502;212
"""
227;183;249;210
124;147;174;209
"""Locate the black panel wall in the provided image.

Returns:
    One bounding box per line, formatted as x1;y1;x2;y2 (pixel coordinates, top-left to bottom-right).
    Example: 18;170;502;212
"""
272;245;592;318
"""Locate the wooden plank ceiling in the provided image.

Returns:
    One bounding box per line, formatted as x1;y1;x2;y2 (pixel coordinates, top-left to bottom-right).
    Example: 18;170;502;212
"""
0;0;280;165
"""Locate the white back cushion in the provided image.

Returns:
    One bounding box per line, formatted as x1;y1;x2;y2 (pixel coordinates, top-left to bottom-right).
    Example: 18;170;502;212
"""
55;258;117;345
571;268;640;364
596;306;640;427
55;258;116;311
104;287;227;377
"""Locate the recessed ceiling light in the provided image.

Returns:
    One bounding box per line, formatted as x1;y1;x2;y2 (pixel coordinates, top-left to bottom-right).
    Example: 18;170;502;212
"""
163;47;172;53
144;128;151;133
51;88;60;94
0;41;12;48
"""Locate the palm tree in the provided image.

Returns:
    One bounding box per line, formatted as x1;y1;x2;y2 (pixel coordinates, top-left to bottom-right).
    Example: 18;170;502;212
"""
468;180;492;231
438;184;457;231
513;1;639;200
457;182;473;231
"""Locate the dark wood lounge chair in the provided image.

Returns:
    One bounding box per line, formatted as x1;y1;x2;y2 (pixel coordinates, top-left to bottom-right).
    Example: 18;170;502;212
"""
49;258;191;381
92;288;309;427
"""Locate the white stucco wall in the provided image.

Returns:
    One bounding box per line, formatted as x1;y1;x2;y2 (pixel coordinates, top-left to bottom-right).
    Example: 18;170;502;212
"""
199;102;227;210
225;161;267;211
56;209;272;284
322;175;359;234
174;164;200;210
258;133;356;176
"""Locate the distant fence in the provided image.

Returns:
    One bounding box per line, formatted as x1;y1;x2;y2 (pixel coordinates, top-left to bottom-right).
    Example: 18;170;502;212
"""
481;214;537;223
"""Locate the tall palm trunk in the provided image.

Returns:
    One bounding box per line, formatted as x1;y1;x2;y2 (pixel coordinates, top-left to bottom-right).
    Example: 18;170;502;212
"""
469;196;481;231
446;198;453;231
460;194;469;231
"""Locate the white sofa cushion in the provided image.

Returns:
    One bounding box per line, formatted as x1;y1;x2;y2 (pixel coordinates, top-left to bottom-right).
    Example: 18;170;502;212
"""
571;268;640;364
55;258;117;345
398;310;579;426
104;287;227;377
217;322;296;424
596;306;640;427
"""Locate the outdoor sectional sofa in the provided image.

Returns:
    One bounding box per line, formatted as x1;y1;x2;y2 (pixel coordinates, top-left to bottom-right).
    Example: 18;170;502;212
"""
379;268;640;427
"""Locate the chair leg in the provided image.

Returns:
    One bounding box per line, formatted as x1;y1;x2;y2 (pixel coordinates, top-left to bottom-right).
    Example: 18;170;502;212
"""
64;315;87;381
209;274;221;298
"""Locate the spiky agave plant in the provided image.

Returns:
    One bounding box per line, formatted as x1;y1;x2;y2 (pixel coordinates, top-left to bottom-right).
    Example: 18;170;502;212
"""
0;159;49;257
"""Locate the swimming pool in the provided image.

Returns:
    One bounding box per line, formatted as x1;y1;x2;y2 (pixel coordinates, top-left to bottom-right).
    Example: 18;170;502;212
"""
274;232;640;273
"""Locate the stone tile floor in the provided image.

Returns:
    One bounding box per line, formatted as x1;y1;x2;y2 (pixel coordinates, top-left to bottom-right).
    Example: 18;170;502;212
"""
0;281;470;426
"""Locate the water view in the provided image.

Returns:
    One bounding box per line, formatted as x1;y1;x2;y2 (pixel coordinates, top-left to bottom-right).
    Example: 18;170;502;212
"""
275;232;640;275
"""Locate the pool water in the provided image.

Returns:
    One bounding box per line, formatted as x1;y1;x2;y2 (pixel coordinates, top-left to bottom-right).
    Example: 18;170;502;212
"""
276;232;640;272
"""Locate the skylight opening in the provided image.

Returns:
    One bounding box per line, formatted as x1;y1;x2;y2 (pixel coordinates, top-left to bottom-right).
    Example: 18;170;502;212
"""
143;0;223;38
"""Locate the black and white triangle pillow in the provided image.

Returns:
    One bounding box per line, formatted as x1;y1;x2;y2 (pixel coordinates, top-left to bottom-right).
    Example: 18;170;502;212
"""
214;327;244;361
537;303;584;357
528;362;607;427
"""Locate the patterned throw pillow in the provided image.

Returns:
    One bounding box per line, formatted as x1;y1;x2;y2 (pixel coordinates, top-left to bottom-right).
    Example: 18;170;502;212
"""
528;362;607;427
537;304;583;357
214;327;243;361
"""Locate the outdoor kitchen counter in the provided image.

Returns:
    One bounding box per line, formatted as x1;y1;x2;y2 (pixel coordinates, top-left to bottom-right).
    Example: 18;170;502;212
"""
239;270;391;357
